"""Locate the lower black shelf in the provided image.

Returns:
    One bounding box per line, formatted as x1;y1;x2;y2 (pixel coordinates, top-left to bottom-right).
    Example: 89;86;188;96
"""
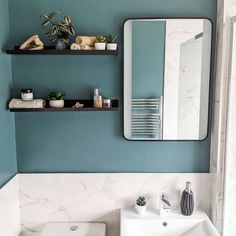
9;99;119;112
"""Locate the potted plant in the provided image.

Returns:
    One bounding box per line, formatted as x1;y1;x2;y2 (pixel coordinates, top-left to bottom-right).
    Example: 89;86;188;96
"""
106;34;117;50
135;196;147;215
94;35;107;50
48;91;65;108
41;11;75;50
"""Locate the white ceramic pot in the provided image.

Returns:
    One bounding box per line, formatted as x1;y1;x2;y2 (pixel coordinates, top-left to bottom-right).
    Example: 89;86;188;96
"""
49;100;64;108
95;43;106;50
107;43;117;50
135;204;146;215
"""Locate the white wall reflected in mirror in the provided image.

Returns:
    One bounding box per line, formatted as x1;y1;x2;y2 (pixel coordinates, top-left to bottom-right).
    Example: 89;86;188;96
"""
163;19;212;140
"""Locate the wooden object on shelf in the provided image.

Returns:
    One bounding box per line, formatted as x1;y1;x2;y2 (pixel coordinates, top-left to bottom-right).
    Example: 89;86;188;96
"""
75;36;96;46
19;35;44;50
9;99;119;112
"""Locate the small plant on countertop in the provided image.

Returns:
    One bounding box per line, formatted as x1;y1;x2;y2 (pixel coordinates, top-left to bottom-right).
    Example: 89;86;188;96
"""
135;196;147;215
106;34;117;43
48;91;65;100
136;196;147;206
40;11;75;47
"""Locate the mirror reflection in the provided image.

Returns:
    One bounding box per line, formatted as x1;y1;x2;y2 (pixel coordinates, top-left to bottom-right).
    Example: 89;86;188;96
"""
124;19;212;140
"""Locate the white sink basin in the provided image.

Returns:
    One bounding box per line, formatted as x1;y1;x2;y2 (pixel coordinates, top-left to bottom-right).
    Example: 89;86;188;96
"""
121;209;220;236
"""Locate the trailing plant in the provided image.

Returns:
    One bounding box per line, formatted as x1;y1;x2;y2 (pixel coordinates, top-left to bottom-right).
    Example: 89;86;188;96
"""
136;196;146;206
48;91;65;100
40;11;75;44
96;35;107;43
106;34;117;43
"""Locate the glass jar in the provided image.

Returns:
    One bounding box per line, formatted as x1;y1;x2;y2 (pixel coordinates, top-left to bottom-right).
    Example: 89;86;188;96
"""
21;89;33;101
103;99;111;108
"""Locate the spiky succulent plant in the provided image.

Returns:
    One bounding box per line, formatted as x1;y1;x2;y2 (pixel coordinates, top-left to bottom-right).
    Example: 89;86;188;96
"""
48;91;65;100
106;34;117;43
136;196;146;206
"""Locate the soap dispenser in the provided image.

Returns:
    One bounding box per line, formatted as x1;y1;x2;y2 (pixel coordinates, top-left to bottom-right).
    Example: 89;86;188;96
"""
93;88;102;108
180;181;194;216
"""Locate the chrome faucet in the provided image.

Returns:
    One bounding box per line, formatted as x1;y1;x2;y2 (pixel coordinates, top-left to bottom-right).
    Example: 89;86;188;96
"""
160;192;172;215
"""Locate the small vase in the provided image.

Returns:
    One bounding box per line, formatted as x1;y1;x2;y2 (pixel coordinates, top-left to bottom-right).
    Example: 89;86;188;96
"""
55;39;66;50
49;100;64;108
135;204;146;215
180;182;194;216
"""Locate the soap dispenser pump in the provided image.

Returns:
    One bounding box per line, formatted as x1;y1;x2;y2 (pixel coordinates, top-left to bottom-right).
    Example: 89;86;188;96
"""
180;181;194;216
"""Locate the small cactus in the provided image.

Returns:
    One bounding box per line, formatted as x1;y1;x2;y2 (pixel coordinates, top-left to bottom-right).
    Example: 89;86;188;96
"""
136;196;146;206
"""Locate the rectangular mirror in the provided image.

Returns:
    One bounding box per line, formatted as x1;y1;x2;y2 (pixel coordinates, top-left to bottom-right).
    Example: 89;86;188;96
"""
123;18;212;141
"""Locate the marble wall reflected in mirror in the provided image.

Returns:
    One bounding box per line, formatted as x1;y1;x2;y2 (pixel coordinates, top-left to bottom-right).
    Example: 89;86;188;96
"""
123;18;212;141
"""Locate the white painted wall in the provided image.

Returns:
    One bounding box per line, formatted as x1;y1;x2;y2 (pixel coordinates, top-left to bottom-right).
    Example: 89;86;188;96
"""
177;37;203;139
163;19;204;139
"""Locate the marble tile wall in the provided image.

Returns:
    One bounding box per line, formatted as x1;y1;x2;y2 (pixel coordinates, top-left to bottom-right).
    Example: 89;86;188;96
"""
18;173;213;236
210;0;236;235
0;176;21;236
223;12;236;236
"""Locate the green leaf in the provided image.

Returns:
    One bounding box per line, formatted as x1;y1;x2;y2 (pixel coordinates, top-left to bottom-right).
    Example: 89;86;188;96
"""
40;14;49;19
62;19;69;26
58;23;67;31
68;26;75;35
62;38;69;44
64;16;71;24
49;38;57;44
45;30;52;37
112;35;117;43
42;19;50;27
51;25;58;35
49;11;59;19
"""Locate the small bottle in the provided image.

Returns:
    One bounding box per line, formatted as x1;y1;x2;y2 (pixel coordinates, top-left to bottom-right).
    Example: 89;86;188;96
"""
180;182;194;216
21;88;33;101
93;89;102;108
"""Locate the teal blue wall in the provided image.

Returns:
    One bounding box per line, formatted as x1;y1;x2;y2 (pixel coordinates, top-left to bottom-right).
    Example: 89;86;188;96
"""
0;0;17;186
132;21;165;98
8;0;216;173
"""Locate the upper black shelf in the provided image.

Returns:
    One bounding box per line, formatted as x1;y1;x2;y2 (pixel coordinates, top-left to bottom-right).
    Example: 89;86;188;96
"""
6;46;118;55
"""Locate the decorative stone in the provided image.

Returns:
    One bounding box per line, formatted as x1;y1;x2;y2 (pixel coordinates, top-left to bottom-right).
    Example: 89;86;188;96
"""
72;101;84;108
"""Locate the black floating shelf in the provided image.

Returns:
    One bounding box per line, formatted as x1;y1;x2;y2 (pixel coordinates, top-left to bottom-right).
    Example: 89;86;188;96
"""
6;46;118;55
9;99;119;112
